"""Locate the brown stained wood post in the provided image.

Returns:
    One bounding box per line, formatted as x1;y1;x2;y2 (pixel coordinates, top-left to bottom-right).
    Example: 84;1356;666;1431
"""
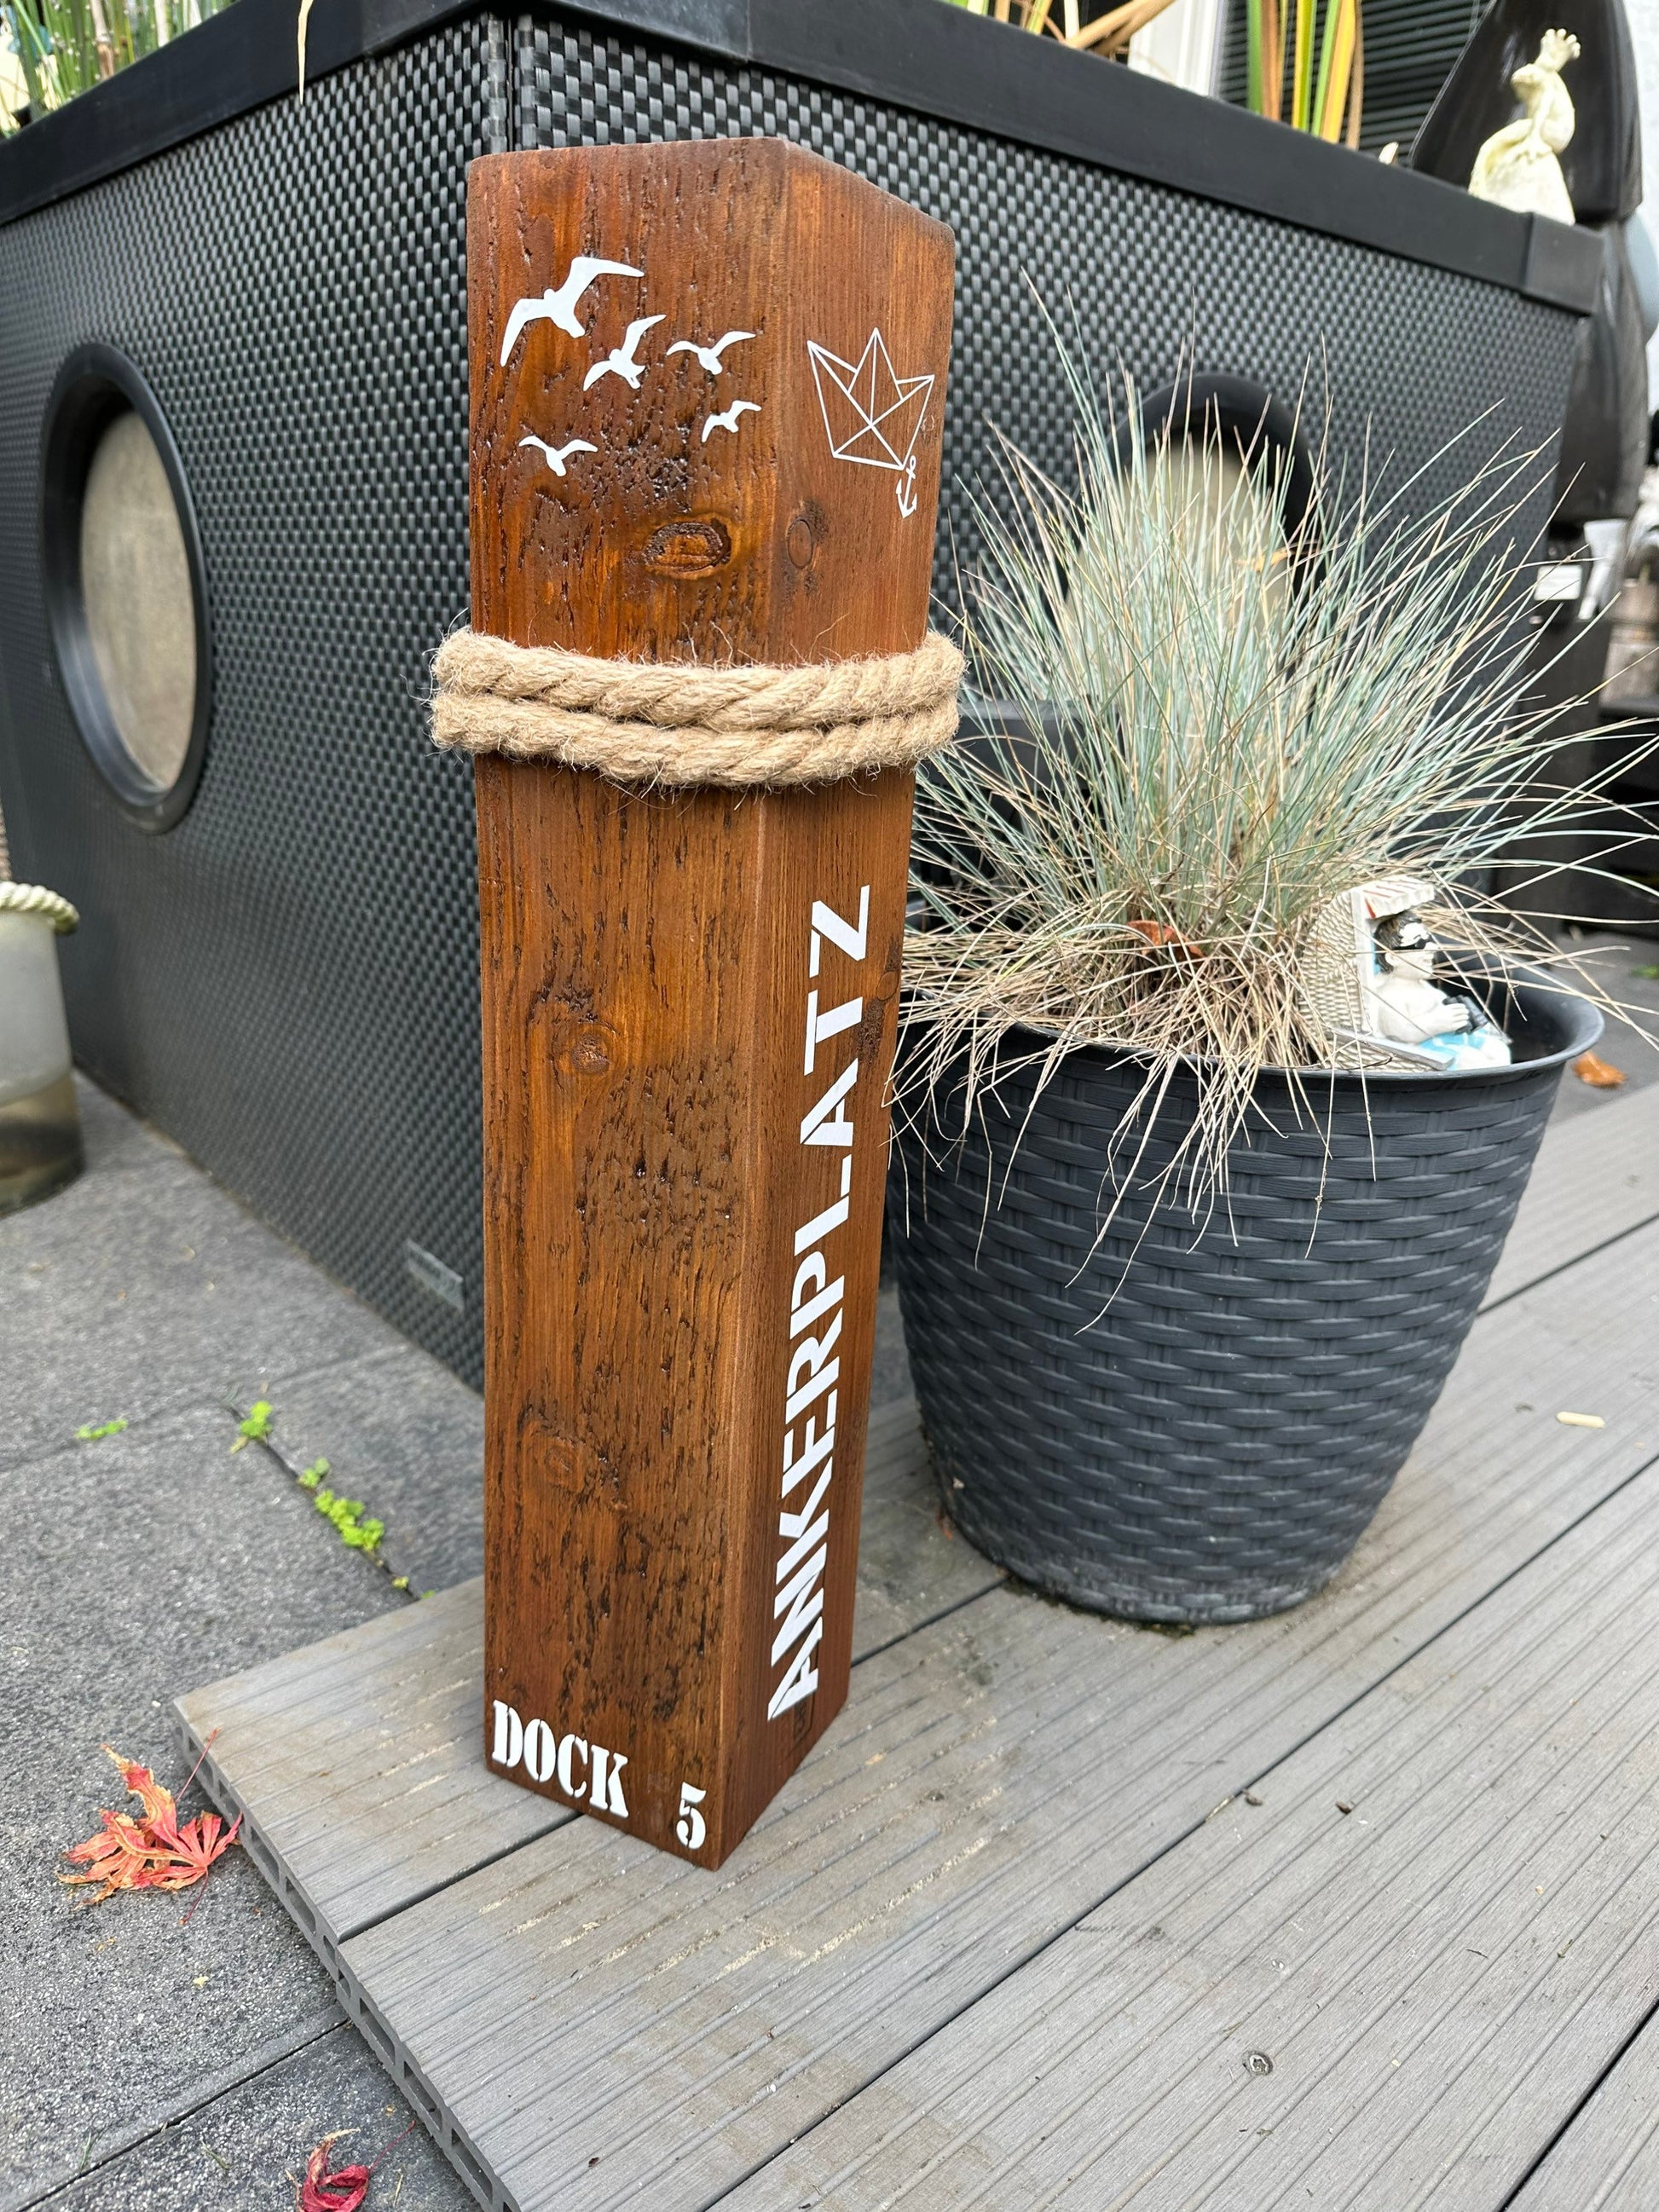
469;141;954;1867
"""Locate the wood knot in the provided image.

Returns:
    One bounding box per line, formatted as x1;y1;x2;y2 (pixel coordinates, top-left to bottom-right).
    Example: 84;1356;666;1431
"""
641;517;731;578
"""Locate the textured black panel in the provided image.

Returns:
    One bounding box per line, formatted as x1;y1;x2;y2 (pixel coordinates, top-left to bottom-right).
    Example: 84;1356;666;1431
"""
888;978;1600;1626
517;9;1581;610
0;0;1605;314
1218;0;1485;159
0;22;505;1385
0;9;1585;1395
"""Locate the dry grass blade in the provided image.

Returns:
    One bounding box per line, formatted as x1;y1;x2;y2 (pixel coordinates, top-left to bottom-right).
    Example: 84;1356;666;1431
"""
1065;0;1179;49
904;321;1659;1222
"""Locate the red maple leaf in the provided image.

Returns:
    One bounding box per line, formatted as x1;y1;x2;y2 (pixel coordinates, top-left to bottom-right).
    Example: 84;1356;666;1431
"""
298;2123;416;2210
299;2138;373;2212
61;1746;240;1905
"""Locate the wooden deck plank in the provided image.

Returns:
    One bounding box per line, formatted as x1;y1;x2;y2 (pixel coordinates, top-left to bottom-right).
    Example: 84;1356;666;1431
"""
182;1580;559;1961
723;1455;1659;2210
1508;2010;1659;2210
179;1081;1655;1961
314;1224;1659;2212
177;1397;998;1947
1483;1077;1659;1308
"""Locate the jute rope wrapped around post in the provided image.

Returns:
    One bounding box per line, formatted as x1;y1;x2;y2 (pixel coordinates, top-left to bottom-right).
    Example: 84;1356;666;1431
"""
431;627;962;788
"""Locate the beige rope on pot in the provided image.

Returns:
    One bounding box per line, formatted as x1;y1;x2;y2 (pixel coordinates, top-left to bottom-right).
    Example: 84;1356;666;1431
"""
431;627;962;789
0;881;79;932
0;791;78;930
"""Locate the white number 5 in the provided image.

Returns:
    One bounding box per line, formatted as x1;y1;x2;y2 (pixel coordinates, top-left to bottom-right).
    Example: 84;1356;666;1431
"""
676;1781;707;1851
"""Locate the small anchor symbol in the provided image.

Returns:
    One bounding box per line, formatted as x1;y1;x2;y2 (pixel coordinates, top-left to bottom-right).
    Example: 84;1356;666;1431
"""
895;455;918;520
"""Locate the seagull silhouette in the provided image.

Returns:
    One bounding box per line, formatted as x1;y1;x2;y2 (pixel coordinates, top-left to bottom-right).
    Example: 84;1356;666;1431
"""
499;258;644;367
700;400;761;443
517;434;598;477
666;330;756;376
582;315;666;392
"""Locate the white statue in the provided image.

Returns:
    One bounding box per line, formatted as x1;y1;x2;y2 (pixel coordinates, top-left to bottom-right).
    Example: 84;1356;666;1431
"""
1367;910;1509;1066
1468;29;1581;225
1300;879;1512;1071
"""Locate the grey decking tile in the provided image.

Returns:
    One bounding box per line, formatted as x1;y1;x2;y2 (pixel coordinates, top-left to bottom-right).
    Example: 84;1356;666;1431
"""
1484;1073;1659;1308
177;1397;1001;1951
182;1220;1659;2212
180;1582;564;1956
1507;2007;1659;2211
723;1444;1659;2211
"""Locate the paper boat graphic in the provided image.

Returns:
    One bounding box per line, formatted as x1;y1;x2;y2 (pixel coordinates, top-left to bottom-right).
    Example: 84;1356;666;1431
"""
807;331;934;478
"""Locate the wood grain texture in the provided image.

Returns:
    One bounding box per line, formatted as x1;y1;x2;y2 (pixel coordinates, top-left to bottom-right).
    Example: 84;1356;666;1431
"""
468;143;955;1865
328;1222;1659;2212
467;140;952;666
723;1443;1659;2210
1483;1077;1659;1309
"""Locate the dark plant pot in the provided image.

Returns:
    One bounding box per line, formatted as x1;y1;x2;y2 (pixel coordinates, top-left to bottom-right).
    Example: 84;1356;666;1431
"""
887;971;1603;1626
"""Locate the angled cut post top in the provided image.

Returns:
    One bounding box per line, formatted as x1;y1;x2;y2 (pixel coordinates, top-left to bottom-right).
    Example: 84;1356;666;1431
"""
467;136;954;662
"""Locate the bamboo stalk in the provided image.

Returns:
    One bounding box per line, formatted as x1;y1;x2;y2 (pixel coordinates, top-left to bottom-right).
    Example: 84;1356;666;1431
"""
1316;0;1356;140
11;7;48;113
88;0;115;77
1066;0;1178;53
1344;6;1363;147
1291;0;1313;130
1027;0;1056;38
1310;0;1334;136
1259;0;1282;119
1066;0;1142;49
1246;0;1262;111
1063;0;1080;37
72;0;97;85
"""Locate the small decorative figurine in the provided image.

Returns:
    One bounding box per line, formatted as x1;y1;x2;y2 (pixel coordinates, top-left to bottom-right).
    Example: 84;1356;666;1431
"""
1468;29;1581;224
1302;878;1512;1071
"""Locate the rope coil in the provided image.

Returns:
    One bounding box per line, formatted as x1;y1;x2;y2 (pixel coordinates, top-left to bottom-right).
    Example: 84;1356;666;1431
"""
431;627;961;789
0;881;78;933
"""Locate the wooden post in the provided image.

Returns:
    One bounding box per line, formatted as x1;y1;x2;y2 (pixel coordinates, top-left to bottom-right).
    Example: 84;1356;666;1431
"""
469;141;954;1867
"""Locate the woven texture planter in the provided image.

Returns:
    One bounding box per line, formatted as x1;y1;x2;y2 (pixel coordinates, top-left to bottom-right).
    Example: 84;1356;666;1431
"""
888;973;1601;1625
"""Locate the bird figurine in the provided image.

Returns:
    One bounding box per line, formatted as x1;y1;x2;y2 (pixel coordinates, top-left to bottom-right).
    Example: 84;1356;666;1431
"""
1468;29;1580;225
582;315;666;392
666;330;756;376
517;434;598;478
700;400;761;442
498;257;645;367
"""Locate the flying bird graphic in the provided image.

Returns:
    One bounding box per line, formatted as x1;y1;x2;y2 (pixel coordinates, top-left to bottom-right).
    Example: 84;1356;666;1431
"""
700;399;761;442
582;315;666;392
666;330;756;376
498;257;644;366
517;434;598;477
